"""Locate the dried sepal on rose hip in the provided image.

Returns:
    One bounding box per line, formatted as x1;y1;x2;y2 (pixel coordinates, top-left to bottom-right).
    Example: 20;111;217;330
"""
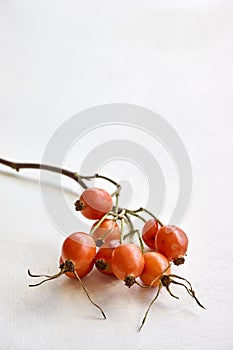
94;237;120;276
140;252;171;287
74;188;113;220
28;232;106;319
154;225;188;265
95;246;114;276
90;218;120;247
111;244;145;287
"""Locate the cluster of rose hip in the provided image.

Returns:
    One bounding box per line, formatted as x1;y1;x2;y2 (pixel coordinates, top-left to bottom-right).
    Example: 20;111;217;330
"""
29;185;204;331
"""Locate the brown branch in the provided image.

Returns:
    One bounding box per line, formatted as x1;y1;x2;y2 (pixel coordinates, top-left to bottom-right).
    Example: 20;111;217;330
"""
0;157;88;189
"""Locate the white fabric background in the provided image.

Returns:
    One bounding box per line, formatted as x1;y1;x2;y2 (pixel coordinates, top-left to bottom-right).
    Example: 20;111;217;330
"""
0;1;233;349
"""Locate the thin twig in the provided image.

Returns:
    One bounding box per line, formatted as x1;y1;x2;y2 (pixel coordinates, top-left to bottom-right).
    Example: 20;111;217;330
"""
79;173;121;195
135;229;145;253
28;269;51;278
0;158;122;213
73;270;106;319
89;211;116;235
129;207;164;227
120;217;125;245
0;157;88;188
28;269;64;287
126;210;146;223
168;274;193;291
169;280;205;309
139;282;163;332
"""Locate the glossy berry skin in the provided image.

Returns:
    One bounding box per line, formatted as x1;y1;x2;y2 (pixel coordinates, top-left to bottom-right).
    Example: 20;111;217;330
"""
60;232;96;278
142;219;159;249
111;244;145;286
91;219;120;245
140;252;170;287
154;225;188;264
94;246;115;276
75;188;113;220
